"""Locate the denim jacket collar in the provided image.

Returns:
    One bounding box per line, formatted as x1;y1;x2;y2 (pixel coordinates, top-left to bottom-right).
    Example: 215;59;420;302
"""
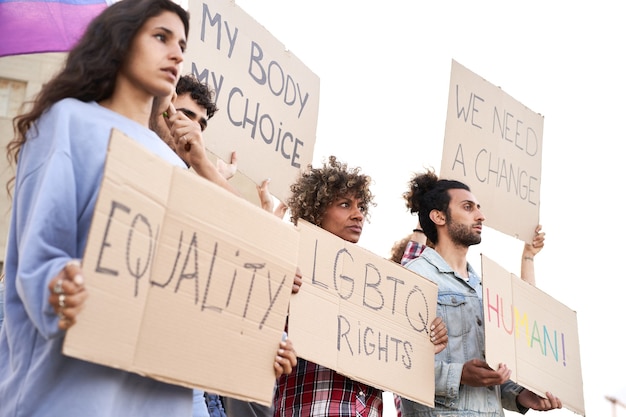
418;247;481;289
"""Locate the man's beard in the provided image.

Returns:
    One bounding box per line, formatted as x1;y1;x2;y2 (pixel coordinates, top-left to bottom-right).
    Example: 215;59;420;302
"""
447;217;481;247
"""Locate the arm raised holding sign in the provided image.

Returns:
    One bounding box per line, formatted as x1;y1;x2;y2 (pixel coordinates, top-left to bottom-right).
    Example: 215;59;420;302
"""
151;75;242;198
520;224;545;286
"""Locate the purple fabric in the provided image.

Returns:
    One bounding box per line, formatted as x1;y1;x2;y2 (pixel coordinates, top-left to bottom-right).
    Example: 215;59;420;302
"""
0;0;107;57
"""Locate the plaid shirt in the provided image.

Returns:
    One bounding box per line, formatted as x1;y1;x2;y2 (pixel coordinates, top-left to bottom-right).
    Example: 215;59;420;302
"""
274;359;383;417
400;241;425;266
393;394;402;417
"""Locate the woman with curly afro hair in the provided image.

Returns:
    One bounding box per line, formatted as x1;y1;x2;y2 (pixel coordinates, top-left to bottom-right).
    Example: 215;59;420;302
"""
285;155;374;243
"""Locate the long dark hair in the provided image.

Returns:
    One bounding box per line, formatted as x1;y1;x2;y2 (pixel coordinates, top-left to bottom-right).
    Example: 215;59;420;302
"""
7;0;189;166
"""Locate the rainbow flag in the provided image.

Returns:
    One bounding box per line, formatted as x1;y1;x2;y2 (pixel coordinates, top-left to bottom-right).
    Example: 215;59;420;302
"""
0;0;109;57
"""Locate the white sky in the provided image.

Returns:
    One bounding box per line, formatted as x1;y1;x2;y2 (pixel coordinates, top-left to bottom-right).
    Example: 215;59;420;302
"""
188;1;625;415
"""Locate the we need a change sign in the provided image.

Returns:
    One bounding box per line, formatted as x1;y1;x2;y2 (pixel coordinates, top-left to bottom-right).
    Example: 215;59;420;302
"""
440;60;543;243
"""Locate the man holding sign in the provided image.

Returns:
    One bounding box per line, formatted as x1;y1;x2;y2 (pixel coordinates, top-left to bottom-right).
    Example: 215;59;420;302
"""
274;157;448;417
400;170;561;416
150;74;299;417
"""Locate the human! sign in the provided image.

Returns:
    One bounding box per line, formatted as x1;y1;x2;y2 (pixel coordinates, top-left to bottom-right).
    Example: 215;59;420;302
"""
186;0;320;203
481;255;584;415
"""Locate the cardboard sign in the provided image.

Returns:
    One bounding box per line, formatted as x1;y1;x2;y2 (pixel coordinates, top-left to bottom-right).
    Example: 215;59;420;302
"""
440;60;543;244
63;129;299;406
481;255;584;415
186;0;320;203
288;221;438;407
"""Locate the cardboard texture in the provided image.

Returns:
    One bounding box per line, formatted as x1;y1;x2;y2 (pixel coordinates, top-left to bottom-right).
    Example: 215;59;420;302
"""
288;221;438;407
440;60;543;244
63;129;299;406
186;0;320;203
481;255;585;415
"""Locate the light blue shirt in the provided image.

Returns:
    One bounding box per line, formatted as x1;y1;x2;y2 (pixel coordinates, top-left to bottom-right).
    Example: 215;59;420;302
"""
0;279;4;329
0;98;208;417
401;247;525;417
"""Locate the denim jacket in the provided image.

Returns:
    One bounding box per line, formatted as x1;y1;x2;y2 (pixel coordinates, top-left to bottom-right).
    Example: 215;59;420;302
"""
401;247;526;417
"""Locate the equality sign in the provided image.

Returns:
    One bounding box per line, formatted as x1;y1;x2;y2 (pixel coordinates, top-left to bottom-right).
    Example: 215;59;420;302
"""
482;255;585;415
288;221;439;407
440;60;543;244
186;0;320;203
63;129;299;406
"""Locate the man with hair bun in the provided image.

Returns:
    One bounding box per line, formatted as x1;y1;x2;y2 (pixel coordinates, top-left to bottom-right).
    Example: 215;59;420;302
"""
400;169;562;416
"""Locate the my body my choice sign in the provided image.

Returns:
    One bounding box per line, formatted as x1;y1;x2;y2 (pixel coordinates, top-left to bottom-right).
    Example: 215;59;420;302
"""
186;0;320;203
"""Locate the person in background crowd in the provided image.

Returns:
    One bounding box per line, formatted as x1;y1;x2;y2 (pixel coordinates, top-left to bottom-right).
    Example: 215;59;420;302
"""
151;74;299;417
394;221;546;281
389;221;428;265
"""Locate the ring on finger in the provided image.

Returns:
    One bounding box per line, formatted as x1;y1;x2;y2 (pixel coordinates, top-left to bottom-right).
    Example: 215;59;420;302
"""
53;279;64;295
66;259;80;268
59;293;66;309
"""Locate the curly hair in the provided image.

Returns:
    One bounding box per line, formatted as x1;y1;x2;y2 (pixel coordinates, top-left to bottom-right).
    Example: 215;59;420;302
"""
176;74;218;120
287;156;375;226
403;168;469;245
389;233;412;264
7;0;189;166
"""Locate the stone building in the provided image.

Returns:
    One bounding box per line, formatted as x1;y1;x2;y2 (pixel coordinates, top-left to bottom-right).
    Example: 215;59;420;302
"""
0;53;66;267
